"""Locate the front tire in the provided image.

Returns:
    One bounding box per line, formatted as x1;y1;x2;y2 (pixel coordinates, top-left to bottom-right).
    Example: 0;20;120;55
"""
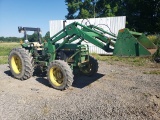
8;48;34;80
80;56;98;76
47;60;73;90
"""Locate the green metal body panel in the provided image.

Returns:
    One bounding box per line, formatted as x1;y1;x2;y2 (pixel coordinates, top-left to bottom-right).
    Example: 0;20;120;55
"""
21;42;89;70
46;41;56;63
113;29;157;56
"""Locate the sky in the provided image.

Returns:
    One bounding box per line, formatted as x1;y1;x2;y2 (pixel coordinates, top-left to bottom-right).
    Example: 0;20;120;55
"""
0;0;67;37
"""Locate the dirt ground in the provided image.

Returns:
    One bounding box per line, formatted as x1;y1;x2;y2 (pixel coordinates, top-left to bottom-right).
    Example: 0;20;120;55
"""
0;61;160;120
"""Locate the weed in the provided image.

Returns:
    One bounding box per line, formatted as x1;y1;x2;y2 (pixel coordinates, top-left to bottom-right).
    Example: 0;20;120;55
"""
91;53;152;67
143;70;160;75
147;35;160;45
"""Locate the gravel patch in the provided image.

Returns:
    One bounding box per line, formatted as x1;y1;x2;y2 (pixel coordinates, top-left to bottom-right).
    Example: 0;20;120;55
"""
0;61;160;120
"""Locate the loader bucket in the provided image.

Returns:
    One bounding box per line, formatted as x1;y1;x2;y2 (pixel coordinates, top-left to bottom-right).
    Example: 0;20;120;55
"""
113;28;157;56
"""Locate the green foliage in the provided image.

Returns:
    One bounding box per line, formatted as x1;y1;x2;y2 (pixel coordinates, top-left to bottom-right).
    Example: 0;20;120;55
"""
44;31;50;41
65;0;119;19
147;35;160;60
148;35;160;45
143;70;160;75
65;0;82;19
65;0;95;19
79;8;90;18
28;33;40;42
96;0;118;17
120;0;160;33
65;0;160;33
0;36;21;42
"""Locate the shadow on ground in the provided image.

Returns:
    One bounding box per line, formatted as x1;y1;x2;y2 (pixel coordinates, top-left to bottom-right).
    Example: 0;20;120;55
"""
4;70;104;89
34;72;104;89
35;77;51;88
33;71;52;88
4;70;12;77
72;73;104;88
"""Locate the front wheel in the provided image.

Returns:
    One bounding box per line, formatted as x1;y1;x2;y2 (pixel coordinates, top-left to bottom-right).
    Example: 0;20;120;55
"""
80;56;98;76
8;48;34;80
47;60;73;90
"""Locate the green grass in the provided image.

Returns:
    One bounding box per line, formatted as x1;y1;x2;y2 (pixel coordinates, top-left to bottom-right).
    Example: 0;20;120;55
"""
143;70;160;75
0;42;20;56
0;56;8;64
91;53;152;67
0;42;21;64
0;42;158;67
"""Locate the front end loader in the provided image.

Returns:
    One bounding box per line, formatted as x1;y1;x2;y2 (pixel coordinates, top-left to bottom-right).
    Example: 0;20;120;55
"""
8;22;157;90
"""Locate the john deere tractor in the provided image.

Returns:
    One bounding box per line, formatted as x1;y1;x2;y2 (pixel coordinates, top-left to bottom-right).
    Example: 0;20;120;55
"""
8;23;100;90
8;22;157;90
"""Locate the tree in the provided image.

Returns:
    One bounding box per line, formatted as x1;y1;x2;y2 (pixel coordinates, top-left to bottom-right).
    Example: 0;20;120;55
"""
65;0;96;19
122;0;160;33
95;0;119;17
0;36;21;42
65;0;160;33
111;0;160;33
44;31;50;41
28;33;39;42
65;0;119;19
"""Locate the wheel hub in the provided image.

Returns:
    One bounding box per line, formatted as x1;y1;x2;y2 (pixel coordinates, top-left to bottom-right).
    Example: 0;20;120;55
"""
50;66;64;86
11;55;22;74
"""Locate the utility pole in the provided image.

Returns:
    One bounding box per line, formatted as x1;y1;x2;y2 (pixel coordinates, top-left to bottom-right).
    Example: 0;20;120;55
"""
93;0;97;18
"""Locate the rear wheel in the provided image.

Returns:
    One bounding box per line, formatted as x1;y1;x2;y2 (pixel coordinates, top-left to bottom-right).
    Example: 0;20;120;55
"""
80;56;98;76
47;60;73;90
8;48;34;80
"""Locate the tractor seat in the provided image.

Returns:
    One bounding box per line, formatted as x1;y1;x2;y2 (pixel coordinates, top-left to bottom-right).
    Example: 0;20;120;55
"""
32;42;43;50
32;42;42;47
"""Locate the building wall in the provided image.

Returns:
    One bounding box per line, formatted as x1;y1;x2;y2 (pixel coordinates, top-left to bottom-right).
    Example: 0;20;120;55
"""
49;16;126;54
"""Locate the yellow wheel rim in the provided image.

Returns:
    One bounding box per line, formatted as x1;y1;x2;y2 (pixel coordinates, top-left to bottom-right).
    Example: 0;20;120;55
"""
11;55;22;74
49;66;64;87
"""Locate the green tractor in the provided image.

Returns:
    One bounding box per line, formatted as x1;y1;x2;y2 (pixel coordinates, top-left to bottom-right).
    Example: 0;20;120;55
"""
8;23;99;90
8;22;157;90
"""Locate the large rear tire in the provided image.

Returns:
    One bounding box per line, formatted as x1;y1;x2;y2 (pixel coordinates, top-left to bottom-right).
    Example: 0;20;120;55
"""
47;60;73;90
8;48;34;80
80;56;98;76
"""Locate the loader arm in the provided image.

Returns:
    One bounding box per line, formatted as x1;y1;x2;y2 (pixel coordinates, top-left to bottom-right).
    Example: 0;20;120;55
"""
49;22;115;52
